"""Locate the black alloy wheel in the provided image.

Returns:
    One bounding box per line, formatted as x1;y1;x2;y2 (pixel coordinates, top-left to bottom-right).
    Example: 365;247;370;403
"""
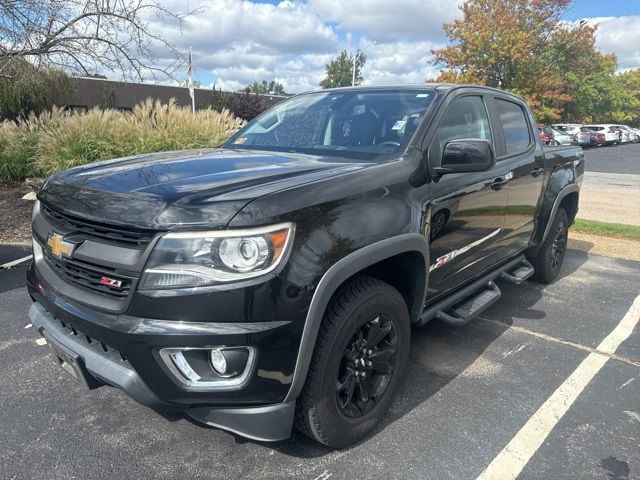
529;208;569;284
550;221;567;270
336;314;398;418
294;276;410;448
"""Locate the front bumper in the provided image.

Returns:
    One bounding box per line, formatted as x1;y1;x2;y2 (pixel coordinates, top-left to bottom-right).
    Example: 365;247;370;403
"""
27;260;308;441
29;301;163;407
30;302;295;441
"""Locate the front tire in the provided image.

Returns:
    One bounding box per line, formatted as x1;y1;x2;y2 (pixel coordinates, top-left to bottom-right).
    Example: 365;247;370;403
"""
530;208;569;284
294;276;410;448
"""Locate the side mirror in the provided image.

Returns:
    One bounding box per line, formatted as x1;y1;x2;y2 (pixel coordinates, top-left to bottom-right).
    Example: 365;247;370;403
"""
433;139;495;175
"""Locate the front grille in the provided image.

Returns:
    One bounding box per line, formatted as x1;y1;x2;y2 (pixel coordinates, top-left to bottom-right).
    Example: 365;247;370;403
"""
43;250;132;299
41;203;156;247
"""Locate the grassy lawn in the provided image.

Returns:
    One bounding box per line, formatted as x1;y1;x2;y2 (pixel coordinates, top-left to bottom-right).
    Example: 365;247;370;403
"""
572;219;640;241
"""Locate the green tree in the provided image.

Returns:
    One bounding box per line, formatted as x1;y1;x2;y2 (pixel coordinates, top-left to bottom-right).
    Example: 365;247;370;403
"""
609;69;640;125
247;80;288;96
0;58;71;120
546;23;618;123
320;50;366;88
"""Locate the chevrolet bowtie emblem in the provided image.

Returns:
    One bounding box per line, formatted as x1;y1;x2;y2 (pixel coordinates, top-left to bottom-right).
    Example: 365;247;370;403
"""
46;233;75;259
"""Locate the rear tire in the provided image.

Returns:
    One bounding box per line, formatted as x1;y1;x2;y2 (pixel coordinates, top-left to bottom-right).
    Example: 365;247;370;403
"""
530;208;569;284
294;276;410;448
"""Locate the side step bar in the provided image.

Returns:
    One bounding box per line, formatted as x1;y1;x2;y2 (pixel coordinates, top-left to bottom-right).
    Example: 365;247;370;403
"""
417;254;529;327
436;281;501;327
500;258;534;285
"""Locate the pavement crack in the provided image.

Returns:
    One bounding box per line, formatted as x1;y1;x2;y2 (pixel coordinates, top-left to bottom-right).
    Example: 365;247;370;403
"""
478;317;640;368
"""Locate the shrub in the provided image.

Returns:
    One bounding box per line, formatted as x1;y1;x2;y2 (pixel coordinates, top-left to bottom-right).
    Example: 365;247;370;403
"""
205;88;274;121
228;89;269;121
0;99;244;180
118;98;243;154
0;107;66;180
36;99;244;176
0;59;71;121
35;108;124;175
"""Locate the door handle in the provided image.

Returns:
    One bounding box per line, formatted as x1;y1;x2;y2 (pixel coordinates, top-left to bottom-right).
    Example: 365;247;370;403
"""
530;167;544;177
487;171;513;190
490;178;507;190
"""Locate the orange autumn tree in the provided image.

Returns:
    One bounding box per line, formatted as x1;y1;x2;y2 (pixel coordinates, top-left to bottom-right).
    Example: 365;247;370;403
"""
431;0;586;122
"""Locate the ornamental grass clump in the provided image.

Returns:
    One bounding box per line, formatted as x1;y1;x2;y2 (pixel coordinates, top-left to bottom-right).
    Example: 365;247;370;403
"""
0;107;65;180
118;98;244;155
0;98;245;180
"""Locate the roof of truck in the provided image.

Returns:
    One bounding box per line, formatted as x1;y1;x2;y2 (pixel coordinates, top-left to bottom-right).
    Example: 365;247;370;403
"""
300;83;528;102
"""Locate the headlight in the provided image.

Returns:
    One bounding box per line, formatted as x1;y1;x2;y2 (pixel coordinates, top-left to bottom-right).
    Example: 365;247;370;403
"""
140;222;294;289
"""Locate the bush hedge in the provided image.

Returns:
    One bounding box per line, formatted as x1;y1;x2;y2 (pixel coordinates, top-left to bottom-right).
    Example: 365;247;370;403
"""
0;98;245;181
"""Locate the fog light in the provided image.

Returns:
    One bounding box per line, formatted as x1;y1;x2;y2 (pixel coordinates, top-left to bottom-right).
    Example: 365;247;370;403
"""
210;348;227;375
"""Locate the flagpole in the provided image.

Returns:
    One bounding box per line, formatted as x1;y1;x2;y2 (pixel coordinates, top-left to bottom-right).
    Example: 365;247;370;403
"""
188;46;195;114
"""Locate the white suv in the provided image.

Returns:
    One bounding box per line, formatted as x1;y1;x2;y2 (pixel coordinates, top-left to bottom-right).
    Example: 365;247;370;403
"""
584;125;622;145
615;125;639;143
551;123;582;136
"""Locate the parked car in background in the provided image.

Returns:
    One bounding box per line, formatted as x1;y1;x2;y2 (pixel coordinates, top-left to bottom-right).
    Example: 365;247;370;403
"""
616;125;639;143
584;125;622;145
537;125;551;145
539;125;577;145
616;127;632;143
551;123;582;138
550;127;577;145
594;131;606;145
579;127;603;147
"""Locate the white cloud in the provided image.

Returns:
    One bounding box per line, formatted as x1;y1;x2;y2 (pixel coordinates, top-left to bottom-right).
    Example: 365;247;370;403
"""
363;41;443;85
584;16;640;70
308;0;461;42
138;2;640;95
142;0;340;92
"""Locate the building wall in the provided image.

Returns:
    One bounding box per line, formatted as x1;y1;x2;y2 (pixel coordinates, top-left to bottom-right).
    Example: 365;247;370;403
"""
69;77;286;111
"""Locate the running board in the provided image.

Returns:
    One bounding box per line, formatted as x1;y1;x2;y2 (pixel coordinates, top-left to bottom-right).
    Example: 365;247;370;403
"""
417;254;527;327
436;281;501;327
500;258;534;285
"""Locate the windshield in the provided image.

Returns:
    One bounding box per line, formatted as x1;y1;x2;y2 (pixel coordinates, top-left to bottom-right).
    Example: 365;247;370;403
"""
225;89;436;161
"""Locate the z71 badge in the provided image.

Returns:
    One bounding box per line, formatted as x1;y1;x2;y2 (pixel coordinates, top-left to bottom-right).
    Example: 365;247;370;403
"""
100;276;123;288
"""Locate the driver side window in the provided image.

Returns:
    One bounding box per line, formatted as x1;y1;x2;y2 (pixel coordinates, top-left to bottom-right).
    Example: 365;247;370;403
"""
436;96;492;152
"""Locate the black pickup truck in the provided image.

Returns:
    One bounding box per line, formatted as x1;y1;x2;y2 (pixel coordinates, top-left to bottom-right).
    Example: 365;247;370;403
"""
27;84;583;447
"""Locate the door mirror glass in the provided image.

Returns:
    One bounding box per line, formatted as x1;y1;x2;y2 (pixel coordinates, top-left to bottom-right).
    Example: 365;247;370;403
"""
436;139;495;174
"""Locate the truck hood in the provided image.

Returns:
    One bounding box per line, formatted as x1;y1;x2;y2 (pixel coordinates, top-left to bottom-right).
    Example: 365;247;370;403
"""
38;148;367;230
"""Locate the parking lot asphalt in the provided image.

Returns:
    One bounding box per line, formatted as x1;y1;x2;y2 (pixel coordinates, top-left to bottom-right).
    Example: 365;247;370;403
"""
583;142;640;175
1;248;638;480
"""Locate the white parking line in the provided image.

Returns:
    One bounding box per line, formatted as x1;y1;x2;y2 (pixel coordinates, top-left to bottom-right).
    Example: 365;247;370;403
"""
476;293;640;480
0;254;33;270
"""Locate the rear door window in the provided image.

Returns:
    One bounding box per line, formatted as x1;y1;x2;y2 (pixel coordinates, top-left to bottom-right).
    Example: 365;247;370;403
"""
496;99;531;154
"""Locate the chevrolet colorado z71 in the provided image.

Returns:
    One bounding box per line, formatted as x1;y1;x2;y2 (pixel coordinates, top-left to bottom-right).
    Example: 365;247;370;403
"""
27;85;583;447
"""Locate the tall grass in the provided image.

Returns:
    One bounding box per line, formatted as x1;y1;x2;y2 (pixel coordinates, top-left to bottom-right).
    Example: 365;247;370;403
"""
0;99;244;180
0;107;65;180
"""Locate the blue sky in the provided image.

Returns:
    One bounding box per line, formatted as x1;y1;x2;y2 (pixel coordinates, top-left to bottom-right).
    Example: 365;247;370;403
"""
563;0;639;20
148;0;640;93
